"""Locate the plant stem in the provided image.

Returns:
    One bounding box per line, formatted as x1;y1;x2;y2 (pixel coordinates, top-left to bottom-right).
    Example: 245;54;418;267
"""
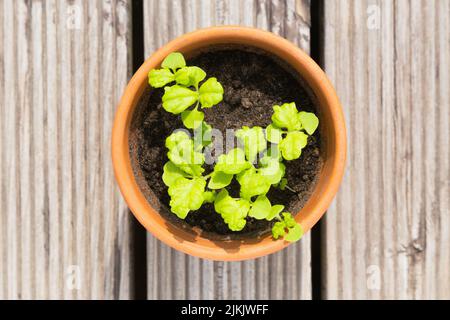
203;172;213;180
285;185;297;193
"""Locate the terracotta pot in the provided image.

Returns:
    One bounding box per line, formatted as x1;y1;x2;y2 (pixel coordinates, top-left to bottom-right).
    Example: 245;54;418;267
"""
112;26;346;261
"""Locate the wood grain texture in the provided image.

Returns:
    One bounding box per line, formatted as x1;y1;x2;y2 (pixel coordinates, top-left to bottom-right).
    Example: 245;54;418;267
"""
0;0;133;299
323;0;450;299
143;0;312;300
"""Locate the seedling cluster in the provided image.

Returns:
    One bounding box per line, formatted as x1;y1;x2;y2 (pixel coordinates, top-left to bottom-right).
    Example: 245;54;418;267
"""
148;52;319;242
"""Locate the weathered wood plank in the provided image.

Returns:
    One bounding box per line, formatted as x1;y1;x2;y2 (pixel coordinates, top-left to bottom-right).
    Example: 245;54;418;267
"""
323;0;450;299
144;0;312;300
0;0;133;299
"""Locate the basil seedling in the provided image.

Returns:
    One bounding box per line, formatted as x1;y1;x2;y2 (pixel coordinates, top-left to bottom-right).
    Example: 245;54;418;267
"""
267;102;319;161
149;52;223;129
148;52;320;243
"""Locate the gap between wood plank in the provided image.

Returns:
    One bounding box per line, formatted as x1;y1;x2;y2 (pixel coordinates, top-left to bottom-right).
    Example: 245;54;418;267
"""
310;0;324;301
131;0;148;300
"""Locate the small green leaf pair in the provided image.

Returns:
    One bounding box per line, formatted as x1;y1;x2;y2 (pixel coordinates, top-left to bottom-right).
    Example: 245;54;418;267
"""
266;102;319;161
208;148;251;190
272;212;303;242
232;126;284;198
148;52;224;129
235;143;285;200
165;131;205;176
237;166;272;200
163;162;211;219
149;52;205;89
258;147;286;185
214;189;250;231
168;176;206;219
163;159;207;219
235;126;267;164
162;78;223;113
248;195;284;220
162;131;216;219
193;121;213;150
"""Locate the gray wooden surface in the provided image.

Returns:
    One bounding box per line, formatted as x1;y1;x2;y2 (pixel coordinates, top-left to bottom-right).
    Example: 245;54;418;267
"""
1;0;450;300
323;0;450;299
0;0;133;299
144;0;313;300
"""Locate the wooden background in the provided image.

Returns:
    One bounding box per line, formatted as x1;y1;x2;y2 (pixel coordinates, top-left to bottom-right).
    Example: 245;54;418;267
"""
0;0;448;299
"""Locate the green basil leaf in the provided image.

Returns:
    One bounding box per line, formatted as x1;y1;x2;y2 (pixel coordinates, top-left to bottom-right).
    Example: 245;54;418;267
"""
177;163;204;177
284;224;303;242
248;195;271;220
162;161;189;187
175;66;206;87
198;77;224;108
203;191;216;204
193;121;212;149
168;177;206;219
181;109;204;129
267;204;284;221
208;171;233;190
214;189;250;231
260;145;282;166
235;126;267;163
271;102;302;131
148;68;174;88
272;221;286;239
215;148;251;175
167;138;204;171
282;212;297;228
298;111;319;135
237;167;271;200
265;124;283;144
166;132;205;176
165;131;190;150
162;85;198;114
279;131;308;161
278;178;288;191
161;52;186;71
259;158;285;185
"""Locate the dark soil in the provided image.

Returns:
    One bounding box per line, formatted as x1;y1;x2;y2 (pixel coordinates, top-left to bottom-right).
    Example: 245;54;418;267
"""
130;48;323;239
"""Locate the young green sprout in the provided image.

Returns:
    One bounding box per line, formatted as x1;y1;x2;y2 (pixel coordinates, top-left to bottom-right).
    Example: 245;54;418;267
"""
266;102;319;160
148;52;319;243
149;52;223;129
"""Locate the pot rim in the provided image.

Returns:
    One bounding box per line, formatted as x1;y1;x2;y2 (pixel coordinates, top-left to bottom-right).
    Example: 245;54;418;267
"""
112;26;346;261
